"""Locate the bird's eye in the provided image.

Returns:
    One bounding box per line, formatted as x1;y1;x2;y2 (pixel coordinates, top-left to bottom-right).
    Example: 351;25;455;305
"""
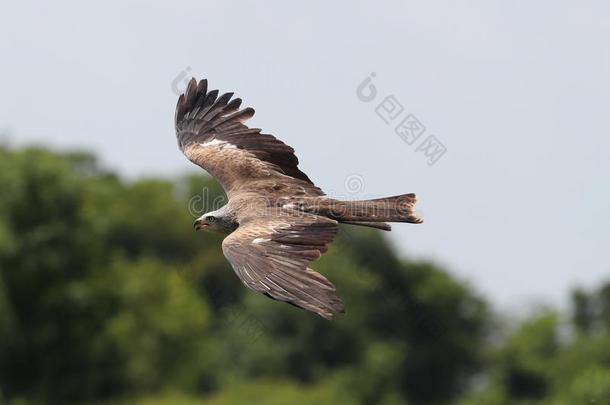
207;216;216;222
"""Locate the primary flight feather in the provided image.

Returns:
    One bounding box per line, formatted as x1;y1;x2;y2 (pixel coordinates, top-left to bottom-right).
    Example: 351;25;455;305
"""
175;78;422;319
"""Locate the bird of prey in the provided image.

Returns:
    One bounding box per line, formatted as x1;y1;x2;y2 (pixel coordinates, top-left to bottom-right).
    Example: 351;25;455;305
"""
175;78;422;319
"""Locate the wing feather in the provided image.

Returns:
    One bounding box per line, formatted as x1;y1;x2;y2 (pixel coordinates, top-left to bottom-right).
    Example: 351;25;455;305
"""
175;78;321;197
221;211;344;320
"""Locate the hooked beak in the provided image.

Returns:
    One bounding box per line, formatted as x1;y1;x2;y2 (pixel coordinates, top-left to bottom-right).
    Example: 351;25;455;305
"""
193;219;208;231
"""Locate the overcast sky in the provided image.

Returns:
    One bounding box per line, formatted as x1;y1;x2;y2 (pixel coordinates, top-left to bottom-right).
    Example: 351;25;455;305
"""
1;0;608;312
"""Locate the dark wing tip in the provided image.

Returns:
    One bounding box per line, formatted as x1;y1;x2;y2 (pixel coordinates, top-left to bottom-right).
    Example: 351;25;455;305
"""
197;78;208;95
174;77;315;186
185;78;198;104
175;94;186;127
175;77;200;125
175;78;255;128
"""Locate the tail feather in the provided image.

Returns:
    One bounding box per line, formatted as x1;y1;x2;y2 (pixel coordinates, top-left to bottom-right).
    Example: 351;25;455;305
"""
341;221;392;231
318;193;423;225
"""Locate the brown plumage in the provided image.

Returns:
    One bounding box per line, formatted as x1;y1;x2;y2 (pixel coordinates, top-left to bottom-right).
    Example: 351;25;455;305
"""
176;78;422;319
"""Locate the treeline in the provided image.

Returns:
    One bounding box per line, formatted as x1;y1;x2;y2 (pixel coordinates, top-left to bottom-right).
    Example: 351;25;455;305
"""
0;147;608;404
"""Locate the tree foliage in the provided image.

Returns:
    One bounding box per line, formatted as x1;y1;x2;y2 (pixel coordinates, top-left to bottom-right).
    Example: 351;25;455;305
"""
0;146;607;404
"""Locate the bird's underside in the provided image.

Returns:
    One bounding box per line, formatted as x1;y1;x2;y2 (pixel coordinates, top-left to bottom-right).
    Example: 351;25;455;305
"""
175;78;422;319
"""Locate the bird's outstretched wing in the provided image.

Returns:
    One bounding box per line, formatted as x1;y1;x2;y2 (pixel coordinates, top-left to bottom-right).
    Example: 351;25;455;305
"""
221;209;344;319
175;78;322;198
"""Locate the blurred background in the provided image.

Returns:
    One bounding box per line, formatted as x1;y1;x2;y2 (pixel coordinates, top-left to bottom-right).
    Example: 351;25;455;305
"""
1;1;609;404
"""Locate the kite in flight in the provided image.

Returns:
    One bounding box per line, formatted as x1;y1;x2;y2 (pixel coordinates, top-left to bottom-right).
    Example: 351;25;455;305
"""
175;78;422;319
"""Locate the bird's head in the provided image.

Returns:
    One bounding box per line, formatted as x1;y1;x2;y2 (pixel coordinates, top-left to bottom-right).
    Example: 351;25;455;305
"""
194;213;219;231
193;209;236;234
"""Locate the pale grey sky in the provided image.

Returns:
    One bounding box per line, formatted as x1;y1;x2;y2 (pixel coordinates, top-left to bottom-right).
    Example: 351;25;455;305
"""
1;0;608;311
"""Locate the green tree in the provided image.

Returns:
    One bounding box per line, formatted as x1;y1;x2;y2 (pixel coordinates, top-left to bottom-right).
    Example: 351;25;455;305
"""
0;146;491;405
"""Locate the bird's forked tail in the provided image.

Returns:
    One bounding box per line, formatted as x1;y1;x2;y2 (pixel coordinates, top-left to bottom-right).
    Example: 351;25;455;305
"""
311;193;423;230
